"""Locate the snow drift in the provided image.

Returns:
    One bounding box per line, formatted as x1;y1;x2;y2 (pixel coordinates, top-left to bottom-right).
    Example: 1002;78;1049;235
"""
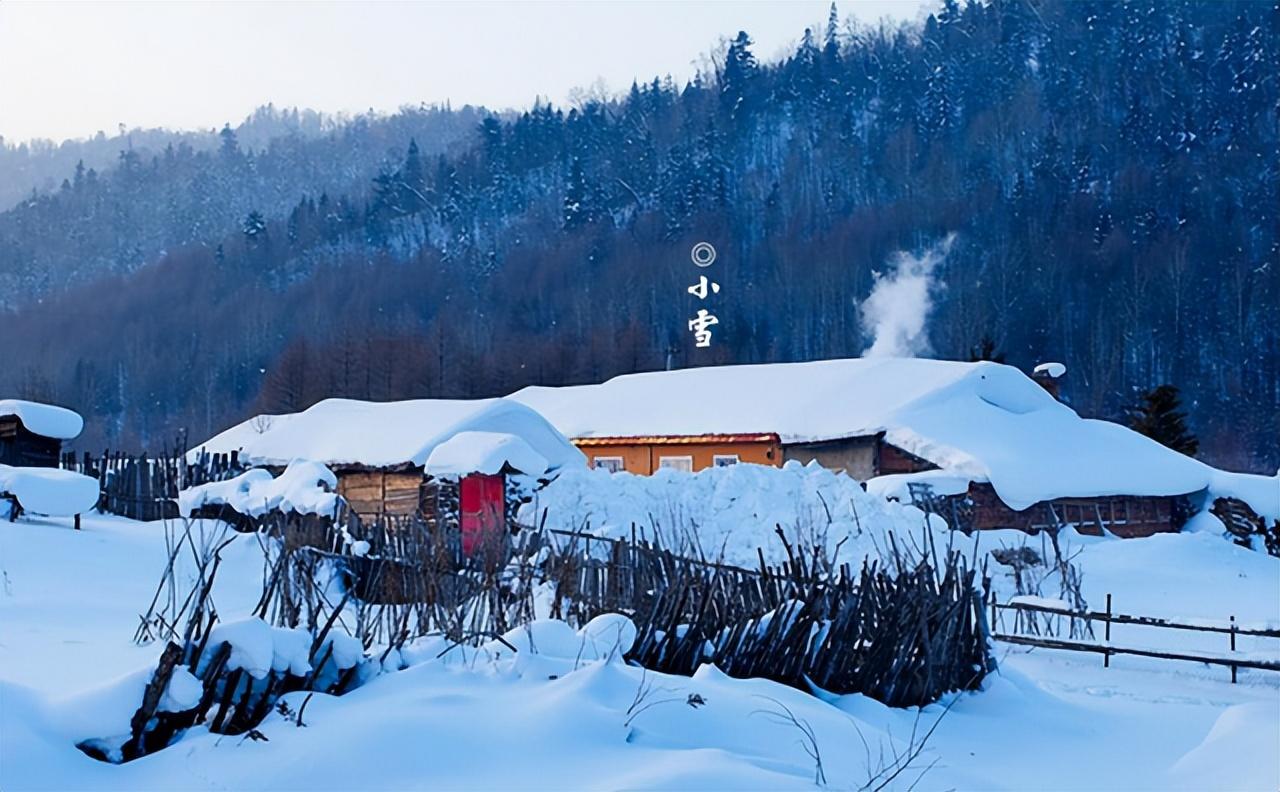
519;460;945;569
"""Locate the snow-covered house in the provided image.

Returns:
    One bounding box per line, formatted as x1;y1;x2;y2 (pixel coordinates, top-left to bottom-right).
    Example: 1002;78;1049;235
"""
0;399;84;468
189;398;586;528
0;399;99;522
510;359;1279;538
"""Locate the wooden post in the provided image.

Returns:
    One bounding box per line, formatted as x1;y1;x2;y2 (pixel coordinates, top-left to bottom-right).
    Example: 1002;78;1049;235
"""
1104;593;1112;668
1230;615;1237;684
74;513;81;531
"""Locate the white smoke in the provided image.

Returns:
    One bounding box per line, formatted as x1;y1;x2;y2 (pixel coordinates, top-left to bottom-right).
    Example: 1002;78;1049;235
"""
860;234;956;358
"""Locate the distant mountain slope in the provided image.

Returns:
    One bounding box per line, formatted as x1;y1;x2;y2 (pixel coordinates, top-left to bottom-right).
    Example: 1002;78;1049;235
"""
0;104;484;303
0;0;1274;471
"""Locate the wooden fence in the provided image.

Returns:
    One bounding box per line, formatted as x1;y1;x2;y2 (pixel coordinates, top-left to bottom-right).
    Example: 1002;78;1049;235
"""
61;449;244;521
990;594;1280;682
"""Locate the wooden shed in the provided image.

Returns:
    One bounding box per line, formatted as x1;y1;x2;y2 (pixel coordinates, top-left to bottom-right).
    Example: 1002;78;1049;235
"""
189;397;585;521
0;400;84;468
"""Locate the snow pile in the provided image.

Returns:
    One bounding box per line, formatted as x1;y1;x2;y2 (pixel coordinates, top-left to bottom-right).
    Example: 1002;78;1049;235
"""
0;399;84;440
198;617;364;680
520;461;943;568
0;465;99;516
177;460;339;518
190;397;584;474
425;431;549;479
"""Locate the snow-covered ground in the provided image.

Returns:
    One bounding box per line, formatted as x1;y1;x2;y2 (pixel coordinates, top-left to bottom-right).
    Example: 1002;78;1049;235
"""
1;511;1277;791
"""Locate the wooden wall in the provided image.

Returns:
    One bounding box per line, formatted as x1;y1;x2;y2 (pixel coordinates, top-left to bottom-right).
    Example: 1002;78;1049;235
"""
962;483;1182;537
782;436;879;479
337;469;424;517
578;439;780;475
0;417;61;468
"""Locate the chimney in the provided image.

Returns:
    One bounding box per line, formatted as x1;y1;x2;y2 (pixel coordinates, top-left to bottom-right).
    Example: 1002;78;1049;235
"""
1032;362;1066;401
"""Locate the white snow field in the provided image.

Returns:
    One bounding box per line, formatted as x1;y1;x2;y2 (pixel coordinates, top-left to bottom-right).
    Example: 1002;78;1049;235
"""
1;510;1277;791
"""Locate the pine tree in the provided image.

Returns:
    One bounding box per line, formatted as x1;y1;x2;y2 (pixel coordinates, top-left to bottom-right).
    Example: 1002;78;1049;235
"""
1129;384;1199;457
218;123;239;159
242;210;267;241
721;31;759;123
400;138;427;213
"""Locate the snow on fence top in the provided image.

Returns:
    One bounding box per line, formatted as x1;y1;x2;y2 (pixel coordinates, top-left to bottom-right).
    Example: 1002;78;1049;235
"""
189;397;584;474
510;357;1279;517
0;399;84;440
424;431;549;479
177;460;340;518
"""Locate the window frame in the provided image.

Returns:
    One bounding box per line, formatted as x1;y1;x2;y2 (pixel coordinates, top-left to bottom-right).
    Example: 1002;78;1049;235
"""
657;455;694;472
712;454;740;467
593;456;625;473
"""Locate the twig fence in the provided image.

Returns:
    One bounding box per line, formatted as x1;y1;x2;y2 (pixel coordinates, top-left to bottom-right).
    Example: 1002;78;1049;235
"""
990;594;1280;682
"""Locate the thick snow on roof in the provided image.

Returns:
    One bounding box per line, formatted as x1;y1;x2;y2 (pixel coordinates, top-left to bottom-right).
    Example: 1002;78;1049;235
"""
510;358;979;445
191;397;584;474
510;358;1276;515
424;431;549;479
0;465;98;516
0;400;84;441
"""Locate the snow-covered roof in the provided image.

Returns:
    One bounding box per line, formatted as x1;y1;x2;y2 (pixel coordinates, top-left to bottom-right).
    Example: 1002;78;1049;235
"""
424;431;549;479
1033;362;1067;379
509;358;1279;516
190;397;584;474
0;399;84;440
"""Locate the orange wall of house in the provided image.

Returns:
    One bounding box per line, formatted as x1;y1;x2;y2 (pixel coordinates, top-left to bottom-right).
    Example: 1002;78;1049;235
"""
579;440;780;475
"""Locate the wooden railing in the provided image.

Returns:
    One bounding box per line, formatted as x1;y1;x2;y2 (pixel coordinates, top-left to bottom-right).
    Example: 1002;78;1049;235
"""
990;594;1280;682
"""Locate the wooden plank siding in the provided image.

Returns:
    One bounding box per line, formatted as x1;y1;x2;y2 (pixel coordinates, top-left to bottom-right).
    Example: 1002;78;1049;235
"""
336;470;424;518
574;434;781;475
0;417;62;468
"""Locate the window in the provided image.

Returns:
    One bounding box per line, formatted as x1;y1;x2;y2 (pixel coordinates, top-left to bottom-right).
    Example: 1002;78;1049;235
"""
658;455;693;472
712;454;739;467
593;456;624;473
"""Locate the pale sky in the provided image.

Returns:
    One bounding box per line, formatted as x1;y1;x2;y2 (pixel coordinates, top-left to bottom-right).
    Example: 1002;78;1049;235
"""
0;1;926;144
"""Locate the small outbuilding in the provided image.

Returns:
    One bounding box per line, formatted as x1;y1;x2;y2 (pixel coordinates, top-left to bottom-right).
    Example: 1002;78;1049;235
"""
189;398;585;530
0;399;98;522
0;399;84;468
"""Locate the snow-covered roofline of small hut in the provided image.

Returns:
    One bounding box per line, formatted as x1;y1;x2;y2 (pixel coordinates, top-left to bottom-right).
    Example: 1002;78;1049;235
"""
0;399;84;440
189;397;584;475
509;358;1279;519
425;431;549;479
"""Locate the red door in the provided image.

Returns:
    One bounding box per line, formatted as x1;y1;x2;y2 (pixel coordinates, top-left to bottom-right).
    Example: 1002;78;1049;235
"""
460;473;505;556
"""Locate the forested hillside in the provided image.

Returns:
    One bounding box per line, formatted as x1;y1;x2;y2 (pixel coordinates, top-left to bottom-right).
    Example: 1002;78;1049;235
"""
1;0;1275;470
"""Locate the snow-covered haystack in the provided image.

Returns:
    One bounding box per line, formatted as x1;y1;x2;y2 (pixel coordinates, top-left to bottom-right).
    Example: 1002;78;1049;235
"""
519;460;945;569
0;464;99;517
176;460;339;520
